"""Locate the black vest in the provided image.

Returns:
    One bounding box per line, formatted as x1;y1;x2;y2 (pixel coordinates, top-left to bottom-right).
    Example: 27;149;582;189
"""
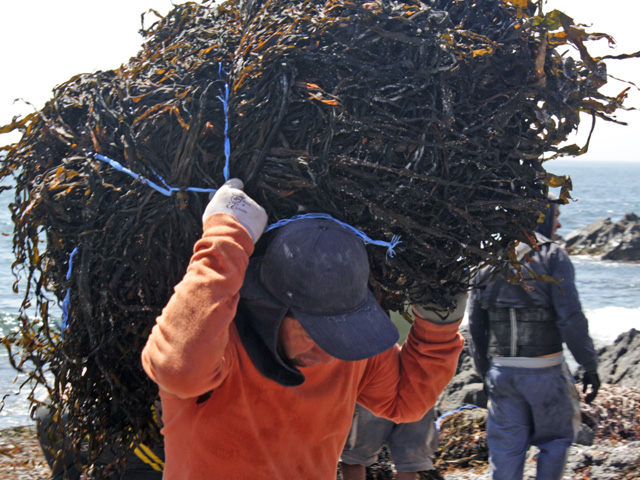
487;307;562;357
484;277;563;357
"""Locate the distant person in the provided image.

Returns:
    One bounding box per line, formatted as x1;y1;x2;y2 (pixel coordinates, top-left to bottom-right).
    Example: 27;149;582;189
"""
467;194;600;480
340;404;441;480
141;179;466;479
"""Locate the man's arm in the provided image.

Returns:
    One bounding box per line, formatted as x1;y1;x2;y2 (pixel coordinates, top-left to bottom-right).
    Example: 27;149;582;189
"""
141;214;254;399
547;246;598;372
142;179;268;399
355;300;465;423
547;245;600;403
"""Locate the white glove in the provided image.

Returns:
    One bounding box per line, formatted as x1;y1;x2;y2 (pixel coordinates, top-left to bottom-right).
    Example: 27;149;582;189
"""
412;292;468;324
202;178;268;243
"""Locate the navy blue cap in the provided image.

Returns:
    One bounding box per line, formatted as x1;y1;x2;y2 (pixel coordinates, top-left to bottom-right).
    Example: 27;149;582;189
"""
248;218;399;361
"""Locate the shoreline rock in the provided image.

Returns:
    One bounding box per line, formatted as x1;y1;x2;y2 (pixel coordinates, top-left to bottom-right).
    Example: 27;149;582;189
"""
561;212;640;262
594;329;640;388
430;327;640;479
4;328;640;479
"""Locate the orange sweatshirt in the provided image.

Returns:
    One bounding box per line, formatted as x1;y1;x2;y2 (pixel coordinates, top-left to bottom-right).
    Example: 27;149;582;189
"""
141;214;464;479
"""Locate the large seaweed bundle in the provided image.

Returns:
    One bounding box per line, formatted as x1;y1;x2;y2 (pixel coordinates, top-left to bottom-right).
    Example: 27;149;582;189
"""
0;0;635;475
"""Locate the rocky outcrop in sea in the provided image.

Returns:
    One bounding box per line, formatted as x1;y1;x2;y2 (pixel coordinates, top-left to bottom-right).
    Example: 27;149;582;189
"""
561;212;640;262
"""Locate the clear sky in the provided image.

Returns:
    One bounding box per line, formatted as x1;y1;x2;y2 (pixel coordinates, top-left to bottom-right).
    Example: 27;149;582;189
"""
1;0;638;160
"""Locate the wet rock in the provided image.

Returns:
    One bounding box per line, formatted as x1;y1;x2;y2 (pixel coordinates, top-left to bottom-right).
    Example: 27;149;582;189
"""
437;326;487;414
575;423;595;446
562;212;640;262
595;329;640;387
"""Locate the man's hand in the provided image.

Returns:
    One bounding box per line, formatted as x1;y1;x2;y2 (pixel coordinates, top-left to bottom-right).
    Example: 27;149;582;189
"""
203;178;268;243
582;370;600;404
412;292;467;324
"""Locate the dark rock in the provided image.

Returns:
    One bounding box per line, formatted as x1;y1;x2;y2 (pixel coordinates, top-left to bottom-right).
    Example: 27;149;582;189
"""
562;212;640;262
442;326;640;419
438;383;487;413
594;328;640;387
575;423;595;446
437;326;488;414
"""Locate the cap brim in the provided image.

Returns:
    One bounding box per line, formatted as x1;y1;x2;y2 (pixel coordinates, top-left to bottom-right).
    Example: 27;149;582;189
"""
293;291;399;361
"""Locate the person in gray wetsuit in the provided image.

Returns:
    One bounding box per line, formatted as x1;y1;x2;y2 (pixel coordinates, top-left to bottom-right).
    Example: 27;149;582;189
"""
467;195;600;480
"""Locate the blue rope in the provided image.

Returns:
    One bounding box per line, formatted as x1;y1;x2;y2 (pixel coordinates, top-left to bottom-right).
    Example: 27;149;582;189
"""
435;404;480;431
265;213;402;258
64;70;401;326
92;153;217;196
91;152;401;257
217;64;231;182
60;246;79;330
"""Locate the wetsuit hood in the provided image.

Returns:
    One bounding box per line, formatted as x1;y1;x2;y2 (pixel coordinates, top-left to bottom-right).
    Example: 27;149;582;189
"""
537;195;558;239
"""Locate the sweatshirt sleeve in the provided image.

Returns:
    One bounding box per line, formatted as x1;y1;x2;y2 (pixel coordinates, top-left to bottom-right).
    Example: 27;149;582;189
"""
356;317;464;423
141;213;255;399
548;246;599;372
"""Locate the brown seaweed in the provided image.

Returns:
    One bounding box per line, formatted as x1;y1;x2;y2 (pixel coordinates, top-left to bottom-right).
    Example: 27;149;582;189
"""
0;0;637;476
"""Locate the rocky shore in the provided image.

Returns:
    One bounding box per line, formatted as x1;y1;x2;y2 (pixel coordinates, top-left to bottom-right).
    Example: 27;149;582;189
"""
2;419;639;480
560;212;640;262
3;329;639;479
430;327;640;480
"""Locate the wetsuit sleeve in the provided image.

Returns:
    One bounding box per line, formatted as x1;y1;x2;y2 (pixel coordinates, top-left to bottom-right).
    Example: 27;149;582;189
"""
468;282;491;376
548;246;598;372
141;213;254;399
356;318;464;423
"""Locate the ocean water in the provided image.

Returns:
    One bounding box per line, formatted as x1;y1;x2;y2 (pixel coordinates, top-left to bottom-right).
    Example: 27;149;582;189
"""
546;160;640;346
0;160;639;428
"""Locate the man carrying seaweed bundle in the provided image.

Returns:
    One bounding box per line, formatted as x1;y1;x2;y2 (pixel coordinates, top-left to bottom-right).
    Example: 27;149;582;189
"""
141;179;466;479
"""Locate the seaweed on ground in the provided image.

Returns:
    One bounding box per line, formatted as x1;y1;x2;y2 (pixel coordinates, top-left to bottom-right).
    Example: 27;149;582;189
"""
435;408;488;471
0;0;637;476
581;384;640;442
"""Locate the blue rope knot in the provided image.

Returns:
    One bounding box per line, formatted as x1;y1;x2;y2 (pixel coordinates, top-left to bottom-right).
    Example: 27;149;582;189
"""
61;65;403;332
387;235;403;258
265;213;402;259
